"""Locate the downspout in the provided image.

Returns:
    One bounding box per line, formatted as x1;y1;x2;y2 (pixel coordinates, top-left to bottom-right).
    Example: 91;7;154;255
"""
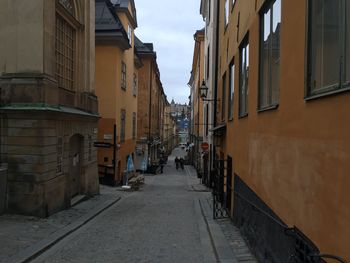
212;0;220;172
148;59;153;164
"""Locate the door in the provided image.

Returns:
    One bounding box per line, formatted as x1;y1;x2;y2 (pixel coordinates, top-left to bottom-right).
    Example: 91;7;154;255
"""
69;134;83;197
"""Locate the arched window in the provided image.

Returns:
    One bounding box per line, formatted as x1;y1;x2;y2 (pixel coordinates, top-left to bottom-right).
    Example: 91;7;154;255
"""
56;0;77;91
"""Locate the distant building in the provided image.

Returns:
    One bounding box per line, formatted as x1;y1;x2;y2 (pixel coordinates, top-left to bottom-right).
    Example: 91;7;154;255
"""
134;36;168;171
170;99;190;118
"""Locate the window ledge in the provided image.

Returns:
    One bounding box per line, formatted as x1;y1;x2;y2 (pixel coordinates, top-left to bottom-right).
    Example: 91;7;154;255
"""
305;87;350;101
257;104;279;113
238;113;248;119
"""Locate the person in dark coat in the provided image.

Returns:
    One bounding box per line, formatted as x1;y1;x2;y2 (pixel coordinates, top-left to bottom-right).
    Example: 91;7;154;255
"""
179;157;184;170
175;157;179;170
159;157;165;174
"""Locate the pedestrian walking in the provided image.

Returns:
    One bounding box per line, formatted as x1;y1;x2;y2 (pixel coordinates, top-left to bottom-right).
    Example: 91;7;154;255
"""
175;157;179;170
180;157;184;170
159;157;165;174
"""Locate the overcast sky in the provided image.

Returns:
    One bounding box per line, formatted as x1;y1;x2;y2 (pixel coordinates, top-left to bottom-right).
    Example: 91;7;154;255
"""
134;0;204;104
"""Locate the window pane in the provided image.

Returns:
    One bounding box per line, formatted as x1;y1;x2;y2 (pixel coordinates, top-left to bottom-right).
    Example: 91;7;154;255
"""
311;0;341;92
228;63;235;119
239;42;248;116
225;0;229;25
260;10;271;108
271;0;281;104
222;74;226;120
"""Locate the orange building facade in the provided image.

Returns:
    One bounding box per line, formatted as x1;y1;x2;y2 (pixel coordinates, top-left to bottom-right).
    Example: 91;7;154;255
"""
208;0;350;261
134;37;168;172
95;0;139;184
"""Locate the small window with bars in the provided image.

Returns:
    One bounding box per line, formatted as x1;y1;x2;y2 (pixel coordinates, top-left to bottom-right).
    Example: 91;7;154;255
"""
56;14;75;91
121;61;127;90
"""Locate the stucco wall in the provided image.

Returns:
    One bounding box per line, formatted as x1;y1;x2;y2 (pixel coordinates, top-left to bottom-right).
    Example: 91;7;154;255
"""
221;0;350;260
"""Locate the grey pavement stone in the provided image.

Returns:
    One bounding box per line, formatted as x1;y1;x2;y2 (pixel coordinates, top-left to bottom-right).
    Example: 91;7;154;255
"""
184;163;258;263
0;185;125;263
34;150;209;263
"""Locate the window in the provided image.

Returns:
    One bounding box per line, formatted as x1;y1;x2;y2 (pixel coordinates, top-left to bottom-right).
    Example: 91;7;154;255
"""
307;0;350;97
222;73;226;120
121;61;126;90
225;0;229;26
239;37;249;117
132;112;136;140
259;0;281;109
228;61;235;120
127;25;132;45
133;73;137;96
232;0;236;9
205;104;209;136
55;14;75;91
56;137;64;173
206;45;210;80
120;109;126;143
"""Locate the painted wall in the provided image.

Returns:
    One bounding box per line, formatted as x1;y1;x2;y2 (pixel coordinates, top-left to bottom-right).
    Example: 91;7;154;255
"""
220;0;350;260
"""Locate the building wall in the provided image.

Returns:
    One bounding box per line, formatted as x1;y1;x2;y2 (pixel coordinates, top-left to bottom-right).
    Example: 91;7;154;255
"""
220;0;350;260
95;9;138;183
137;59;151;140
0;0;98;217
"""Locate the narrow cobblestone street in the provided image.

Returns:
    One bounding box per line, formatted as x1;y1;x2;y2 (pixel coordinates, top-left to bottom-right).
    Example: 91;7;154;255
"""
32;149;211;263
0;148;256;263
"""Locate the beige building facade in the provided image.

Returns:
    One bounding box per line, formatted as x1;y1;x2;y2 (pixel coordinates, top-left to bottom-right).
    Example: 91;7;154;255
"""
0;0;99;217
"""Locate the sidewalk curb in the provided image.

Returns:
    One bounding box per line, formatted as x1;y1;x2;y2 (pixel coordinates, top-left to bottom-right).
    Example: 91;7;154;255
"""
199;199;238;263
8;196;122;263
184;165;238;263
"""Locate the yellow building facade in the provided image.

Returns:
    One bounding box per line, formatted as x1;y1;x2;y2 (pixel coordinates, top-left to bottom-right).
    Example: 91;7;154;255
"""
209;0;350;261
95;0;138;184
189;29;205;175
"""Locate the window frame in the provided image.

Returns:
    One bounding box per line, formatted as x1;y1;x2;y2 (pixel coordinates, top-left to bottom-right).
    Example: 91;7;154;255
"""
306;0;350;100
239;35;249;118
121;61;127;90
55;11;77;92
228;59;235;121
221;72;227;121
120;109;126;143
224;0;229;27
133;73;137;97
258;0;281;111
231;0;236;12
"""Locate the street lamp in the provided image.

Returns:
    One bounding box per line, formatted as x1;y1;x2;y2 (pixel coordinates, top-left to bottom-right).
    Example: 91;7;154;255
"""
199;80;217;102
200;80;208;99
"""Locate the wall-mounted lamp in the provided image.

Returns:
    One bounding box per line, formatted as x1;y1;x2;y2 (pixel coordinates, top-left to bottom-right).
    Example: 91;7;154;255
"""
199;80;217;102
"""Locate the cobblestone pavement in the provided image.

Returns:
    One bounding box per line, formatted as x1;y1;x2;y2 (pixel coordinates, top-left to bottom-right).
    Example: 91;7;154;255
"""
186;165;257;263
34;148;211;263
0;185;126;263
216;219;257;263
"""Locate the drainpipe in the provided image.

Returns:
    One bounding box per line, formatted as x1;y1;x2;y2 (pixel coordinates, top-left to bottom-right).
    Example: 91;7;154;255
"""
212;0;220;174
148;59;153;166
